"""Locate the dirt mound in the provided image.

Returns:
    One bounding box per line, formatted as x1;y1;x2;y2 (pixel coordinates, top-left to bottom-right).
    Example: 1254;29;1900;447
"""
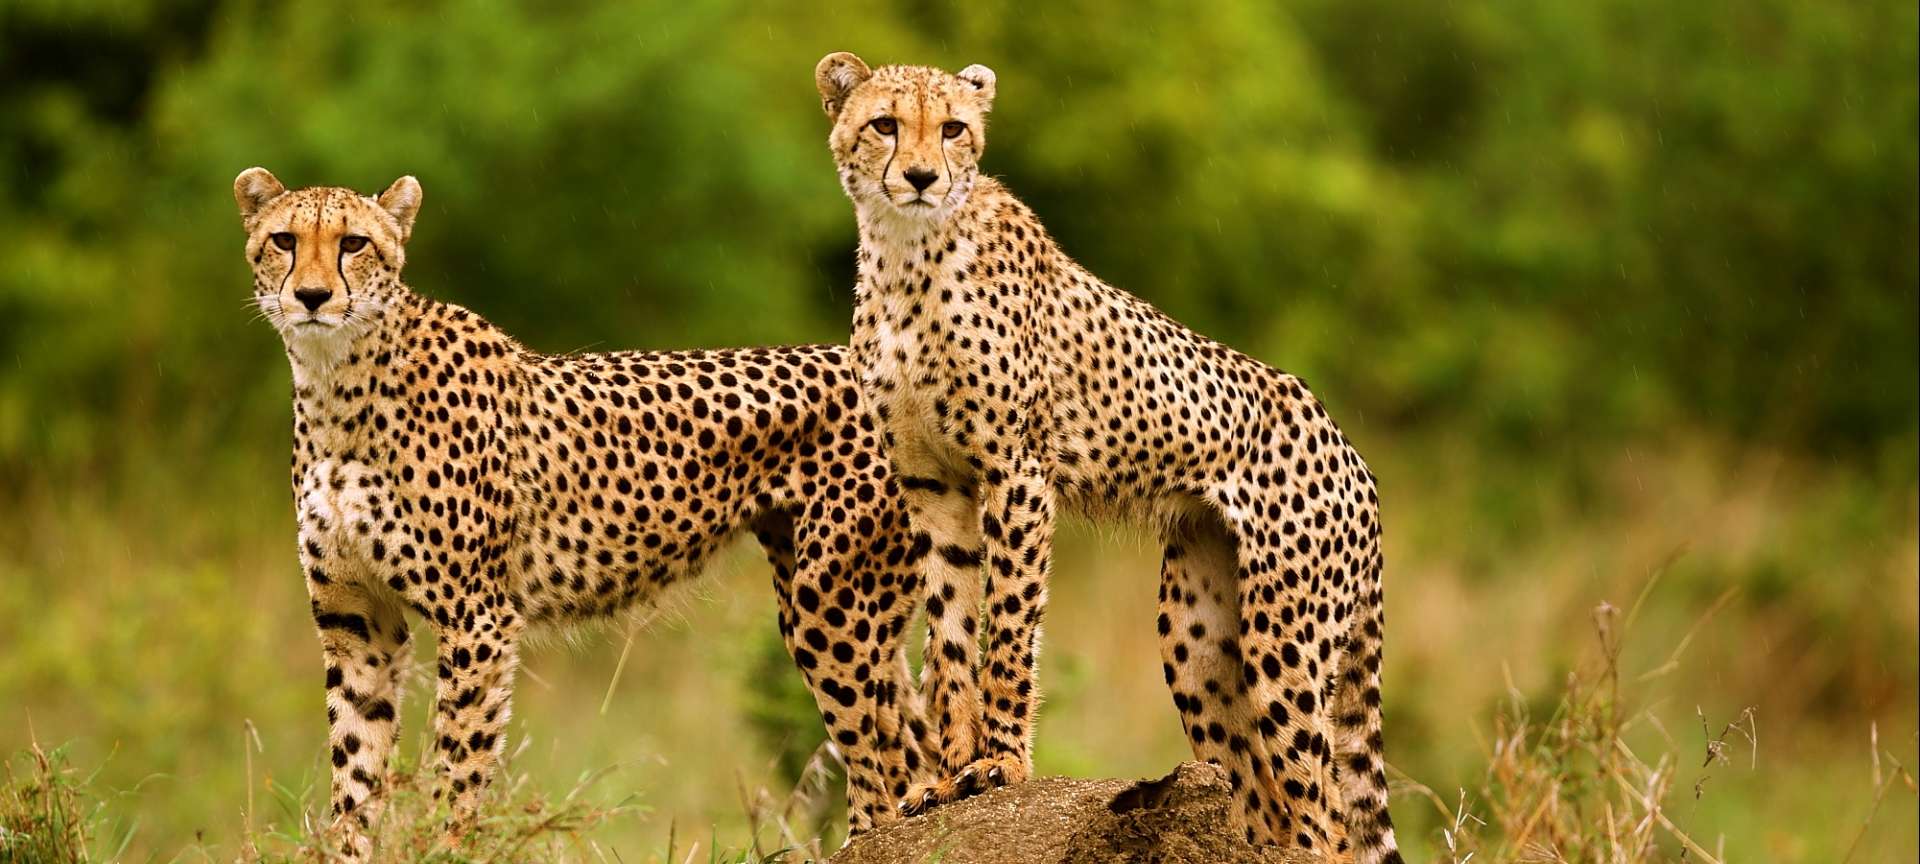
828;762;1321;864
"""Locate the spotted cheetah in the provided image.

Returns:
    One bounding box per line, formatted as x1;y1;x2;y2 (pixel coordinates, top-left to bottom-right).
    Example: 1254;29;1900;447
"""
233;168;929;855
812;54;1402;863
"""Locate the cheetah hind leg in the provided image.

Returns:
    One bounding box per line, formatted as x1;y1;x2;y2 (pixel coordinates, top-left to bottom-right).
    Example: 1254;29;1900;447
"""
1154;510;1286;846
891;606;937;785
754;510;913;833
1231;513;1347;857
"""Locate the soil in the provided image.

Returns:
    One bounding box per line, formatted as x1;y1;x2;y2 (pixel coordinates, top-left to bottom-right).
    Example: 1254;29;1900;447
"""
827;761;1323;864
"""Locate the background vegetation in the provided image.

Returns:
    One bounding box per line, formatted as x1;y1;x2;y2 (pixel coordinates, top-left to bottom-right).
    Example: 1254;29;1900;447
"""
2;0;1914;860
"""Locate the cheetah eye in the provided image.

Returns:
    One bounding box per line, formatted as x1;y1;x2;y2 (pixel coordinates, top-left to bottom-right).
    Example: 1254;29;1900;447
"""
340;235;369;253
941;121;966;139
270;232;296;251
869;117;898;135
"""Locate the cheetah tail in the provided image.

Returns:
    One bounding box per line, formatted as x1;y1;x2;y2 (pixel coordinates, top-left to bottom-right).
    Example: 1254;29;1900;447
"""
893;633;937;782
1331;550;1404;864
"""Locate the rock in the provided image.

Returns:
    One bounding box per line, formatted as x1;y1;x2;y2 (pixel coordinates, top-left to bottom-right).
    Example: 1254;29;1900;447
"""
828;762;1323;864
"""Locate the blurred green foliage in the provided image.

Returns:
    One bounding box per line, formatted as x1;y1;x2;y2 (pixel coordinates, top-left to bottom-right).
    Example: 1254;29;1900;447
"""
0;1;1915;861
0;0;1913;480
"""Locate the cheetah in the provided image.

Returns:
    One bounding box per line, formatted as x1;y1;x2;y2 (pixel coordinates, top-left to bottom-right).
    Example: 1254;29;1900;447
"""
233;168;929;854
812;54;1403;863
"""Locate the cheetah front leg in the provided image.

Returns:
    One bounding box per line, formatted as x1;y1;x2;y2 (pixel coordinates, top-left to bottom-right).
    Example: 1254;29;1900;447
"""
307;576;411;858
968;457;1054;783
902;455;1054;814
890;465;990;817
296;465;412;858
426;580;523;838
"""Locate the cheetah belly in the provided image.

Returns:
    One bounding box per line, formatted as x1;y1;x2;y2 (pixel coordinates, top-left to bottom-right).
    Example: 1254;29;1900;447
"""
1046;376;1215;526
509;476;747;623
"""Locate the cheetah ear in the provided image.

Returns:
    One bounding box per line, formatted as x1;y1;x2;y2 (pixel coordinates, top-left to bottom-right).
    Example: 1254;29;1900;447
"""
815;51;872;120
376;175;423;243
956;64;996;106
233;167;286;223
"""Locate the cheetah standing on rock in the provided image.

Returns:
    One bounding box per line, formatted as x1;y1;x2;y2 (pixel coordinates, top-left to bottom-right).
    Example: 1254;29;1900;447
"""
814;54;1403;863
234;168;928;855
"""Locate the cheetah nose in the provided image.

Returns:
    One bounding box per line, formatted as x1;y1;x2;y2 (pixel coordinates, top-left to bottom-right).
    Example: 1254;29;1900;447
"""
293;287;333;312
904;167;938;192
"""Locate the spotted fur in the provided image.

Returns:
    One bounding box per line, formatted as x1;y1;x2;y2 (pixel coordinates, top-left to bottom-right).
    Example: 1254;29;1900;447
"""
234;168;929;855
812;55;1402;863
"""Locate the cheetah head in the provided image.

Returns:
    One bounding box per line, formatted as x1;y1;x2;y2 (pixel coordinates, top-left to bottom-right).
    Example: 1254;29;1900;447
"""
816;52;996;222
233;168;420;350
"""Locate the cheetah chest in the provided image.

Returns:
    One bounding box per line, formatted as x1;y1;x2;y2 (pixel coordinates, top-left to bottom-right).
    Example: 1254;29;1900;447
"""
858;296;965;464
296;458;398;578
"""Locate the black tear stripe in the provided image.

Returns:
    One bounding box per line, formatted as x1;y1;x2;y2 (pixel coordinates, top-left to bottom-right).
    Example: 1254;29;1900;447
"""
276;240;295;302
336;246;352;309
940;102;956;197
881;100;899;196
334;204;354;310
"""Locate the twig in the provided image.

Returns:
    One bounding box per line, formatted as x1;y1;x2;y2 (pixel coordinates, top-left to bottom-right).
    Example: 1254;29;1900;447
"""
1695;706;1757;770
1869;723;1881;788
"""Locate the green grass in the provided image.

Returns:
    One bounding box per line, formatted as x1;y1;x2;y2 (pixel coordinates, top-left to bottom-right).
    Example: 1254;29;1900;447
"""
237;748;636;863
8;588;1910;863
2;733;815;864
2;740;128;863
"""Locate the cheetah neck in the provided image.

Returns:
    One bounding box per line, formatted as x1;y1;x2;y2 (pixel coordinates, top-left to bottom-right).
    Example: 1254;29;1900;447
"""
284;290;425;460
854;209;956;278
850;181;1000;303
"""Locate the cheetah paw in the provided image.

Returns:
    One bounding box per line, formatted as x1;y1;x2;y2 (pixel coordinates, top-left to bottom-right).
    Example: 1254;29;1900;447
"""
897;755;1028;817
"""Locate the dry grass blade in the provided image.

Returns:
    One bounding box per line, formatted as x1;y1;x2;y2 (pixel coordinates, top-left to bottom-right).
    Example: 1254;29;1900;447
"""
1840;748;1917;864
1603;750;1722;864
1636;587;1737;683
237;737;640;862
599;607;666;716
239;719;266;864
